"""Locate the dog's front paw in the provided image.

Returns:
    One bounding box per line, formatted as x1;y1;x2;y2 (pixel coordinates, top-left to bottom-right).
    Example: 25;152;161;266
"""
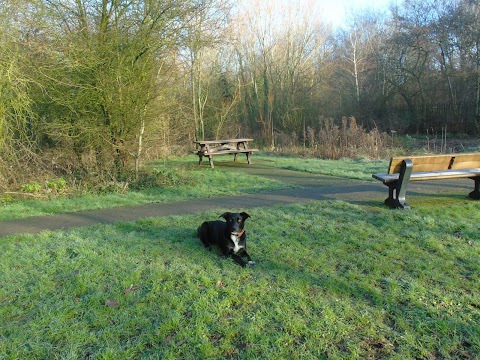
248;260;256;266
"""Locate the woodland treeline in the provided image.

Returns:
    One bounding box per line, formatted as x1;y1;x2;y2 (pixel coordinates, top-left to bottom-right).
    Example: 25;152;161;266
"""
1;0;480;187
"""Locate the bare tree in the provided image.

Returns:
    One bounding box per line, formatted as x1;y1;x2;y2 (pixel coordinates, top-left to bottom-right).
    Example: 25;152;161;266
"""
182;0;232;140
232;0;331;147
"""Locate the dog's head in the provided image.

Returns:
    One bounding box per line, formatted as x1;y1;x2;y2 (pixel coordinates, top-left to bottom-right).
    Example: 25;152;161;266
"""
220;212;250;235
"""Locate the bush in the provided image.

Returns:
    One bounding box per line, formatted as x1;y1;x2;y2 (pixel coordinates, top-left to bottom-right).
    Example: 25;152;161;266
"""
130;168;194;190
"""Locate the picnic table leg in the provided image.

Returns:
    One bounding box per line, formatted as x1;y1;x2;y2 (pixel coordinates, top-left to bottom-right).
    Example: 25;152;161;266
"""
197;144;209;166
208;156;214;168
246;152;252;164
234;153;238;161
469;177;480;200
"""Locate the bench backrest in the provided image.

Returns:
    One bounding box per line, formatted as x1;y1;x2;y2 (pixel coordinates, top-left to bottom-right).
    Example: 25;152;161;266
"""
388;153;480;174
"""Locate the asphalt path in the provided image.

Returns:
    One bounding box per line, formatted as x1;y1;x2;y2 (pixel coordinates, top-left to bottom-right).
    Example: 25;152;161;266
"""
0;162;475;238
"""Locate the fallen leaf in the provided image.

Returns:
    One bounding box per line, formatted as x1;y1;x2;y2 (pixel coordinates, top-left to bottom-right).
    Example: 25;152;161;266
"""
216;280;224;287
73;297;80;303
176;339;186;347
105;299;120;307
123;286;140;294
163;336;174;346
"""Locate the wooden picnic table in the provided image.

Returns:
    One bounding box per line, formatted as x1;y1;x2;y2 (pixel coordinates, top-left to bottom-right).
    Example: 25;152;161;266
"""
193;138;258;168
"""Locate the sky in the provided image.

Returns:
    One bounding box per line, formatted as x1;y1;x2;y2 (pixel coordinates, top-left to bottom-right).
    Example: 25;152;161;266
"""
238;0;397;30
236;0;397;35
316;0;394;27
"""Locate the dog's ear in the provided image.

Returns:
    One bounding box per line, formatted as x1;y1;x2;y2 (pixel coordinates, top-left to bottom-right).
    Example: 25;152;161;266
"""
220;212;231;220
241;212;250;220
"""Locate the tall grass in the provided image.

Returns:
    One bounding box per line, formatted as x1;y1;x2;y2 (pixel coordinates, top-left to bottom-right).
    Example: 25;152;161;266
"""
316;117;390;159
276;117;391;160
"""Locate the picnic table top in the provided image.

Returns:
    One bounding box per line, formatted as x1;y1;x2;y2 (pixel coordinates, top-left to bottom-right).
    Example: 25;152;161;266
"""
194;138;253;145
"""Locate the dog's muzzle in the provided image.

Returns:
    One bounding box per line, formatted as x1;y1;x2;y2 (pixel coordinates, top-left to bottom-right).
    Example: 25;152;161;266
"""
231;229;245;237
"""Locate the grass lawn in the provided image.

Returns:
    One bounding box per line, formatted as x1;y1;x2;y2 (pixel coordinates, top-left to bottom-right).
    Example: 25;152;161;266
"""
253;153;387;181
1;199;479;359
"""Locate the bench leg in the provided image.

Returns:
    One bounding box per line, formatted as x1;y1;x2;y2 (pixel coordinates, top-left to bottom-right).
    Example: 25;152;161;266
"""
198;155;203;166
469;177;480;200
234;153;238;162
384;160;412;209
396;159;412;209
208;156;214;168
246;152;252;164
395;183;409;209
384;183;397;208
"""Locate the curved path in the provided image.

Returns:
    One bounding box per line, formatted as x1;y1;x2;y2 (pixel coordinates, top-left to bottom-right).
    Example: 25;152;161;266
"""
0;163;474;238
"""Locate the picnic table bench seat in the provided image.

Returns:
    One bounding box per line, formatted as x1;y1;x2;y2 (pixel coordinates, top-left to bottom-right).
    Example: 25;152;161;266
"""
193;138;258;168
372;153;480;209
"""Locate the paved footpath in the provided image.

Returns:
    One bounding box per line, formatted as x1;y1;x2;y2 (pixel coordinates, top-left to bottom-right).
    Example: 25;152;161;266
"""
0;163;474;238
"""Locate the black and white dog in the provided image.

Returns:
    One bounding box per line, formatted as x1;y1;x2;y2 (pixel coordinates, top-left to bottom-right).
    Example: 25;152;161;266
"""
197;212;255;267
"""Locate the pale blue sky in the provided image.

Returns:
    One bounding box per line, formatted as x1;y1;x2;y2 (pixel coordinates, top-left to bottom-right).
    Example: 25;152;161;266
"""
237;0;396;30
317;0;394;26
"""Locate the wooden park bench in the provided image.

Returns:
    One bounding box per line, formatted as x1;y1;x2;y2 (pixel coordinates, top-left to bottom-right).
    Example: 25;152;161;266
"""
193;138;258;168
372;153;480;209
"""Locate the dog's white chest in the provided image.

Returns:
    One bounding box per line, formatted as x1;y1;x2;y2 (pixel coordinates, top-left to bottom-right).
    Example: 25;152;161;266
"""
230;234;243;254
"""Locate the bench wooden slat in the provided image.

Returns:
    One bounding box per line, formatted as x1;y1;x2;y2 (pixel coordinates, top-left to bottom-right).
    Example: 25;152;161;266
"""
451;153;480;161
452;160;480;170
448;153;480;170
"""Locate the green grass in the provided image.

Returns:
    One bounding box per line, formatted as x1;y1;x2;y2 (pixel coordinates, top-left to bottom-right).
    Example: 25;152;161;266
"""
0;153;386;221
164;152;387;182
253;153;387;181
0;163;291;221
160;152;388;180
1;154;479;358
1;201;479;359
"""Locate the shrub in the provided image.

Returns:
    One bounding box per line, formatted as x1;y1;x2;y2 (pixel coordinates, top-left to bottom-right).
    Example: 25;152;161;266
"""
130;168;194;190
